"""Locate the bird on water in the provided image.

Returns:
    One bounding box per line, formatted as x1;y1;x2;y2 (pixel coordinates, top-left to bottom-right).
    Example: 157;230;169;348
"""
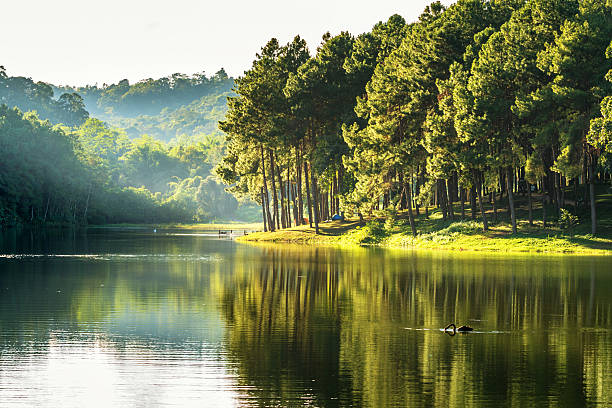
444;323;474;333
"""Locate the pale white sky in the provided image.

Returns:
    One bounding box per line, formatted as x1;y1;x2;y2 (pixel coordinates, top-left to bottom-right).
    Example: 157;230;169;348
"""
1;0;454;86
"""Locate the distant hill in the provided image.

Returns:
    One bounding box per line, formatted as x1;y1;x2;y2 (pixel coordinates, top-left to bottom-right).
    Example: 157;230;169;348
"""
98;91;231;141
0;66;89;127
0;67;261;225
53;69;234;142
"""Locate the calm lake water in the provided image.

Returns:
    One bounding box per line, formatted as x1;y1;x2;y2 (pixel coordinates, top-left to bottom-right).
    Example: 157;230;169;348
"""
0;228;611;407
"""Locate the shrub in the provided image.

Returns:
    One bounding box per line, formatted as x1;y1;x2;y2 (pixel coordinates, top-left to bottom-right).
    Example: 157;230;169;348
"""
558;208;579;235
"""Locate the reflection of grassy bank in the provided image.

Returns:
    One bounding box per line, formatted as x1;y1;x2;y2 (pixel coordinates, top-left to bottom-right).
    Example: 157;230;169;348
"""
238;207;612;254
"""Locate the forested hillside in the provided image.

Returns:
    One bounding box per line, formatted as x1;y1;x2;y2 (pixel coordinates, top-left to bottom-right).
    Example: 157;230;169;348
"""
54;69;233;141
0;66;89;127
218;0;612;236
0;68;259;226
0;103;250;225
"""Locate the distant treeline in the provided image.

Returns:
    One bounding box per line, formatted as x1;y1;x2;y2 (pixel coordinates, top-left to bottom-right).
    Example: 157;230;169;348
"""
0;106;242;226
0;66;89;127
217;0;612;235
53;70;234;141
106;92;232;141
0;65;261;226
54;69;233;117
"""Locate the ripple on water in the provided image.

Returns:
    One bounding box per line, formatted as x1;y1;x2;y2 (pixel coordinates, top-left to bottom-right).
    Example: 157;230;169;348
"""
0;254;221;262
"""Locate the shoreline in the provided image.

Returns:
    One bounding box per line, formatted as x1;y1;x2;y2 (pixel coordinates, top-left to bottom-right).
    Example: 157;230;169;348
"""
236;219;612;255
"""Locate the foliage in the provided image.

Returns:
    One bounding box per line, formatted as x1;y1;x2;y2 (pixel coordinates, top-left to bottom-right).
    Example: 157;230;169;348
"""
558;208;579;234
0;66;89;127
0;104;253;226
219;0;611;237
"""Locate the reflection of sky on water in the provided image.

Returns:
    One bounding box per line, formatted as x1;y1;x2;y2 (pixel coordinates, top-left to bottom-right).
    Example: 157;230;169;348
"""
2;338;242;408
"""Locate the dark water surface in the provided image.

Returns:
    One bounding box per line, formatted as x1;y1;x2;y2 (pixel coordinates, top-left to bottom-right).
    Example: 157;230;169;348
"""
0;228;611;407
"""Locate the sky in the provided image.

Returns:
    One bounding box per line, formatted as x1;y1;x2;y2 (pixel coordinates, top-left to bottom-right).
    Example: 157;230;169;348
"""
1;0;454;86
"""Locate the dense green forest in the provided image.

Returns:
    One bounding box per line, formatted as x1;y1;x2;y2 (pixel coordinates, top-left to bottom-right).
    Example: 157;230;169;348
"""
53;70;233;141
0;106;243;225
218;0;612;235
0;66;89;127
0;68;255;226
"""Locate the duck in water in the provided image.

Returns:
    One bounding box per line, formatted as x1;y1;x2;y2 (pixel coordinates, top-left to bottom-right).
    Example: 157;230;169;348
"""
444;323;473;334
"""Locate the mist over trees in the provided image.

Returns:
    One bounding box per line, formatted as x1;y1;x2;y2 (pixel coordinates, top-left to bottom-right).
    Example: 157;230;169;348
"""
0;68;252;226
54;69;233;141
217;0;611;235
0;66;89;127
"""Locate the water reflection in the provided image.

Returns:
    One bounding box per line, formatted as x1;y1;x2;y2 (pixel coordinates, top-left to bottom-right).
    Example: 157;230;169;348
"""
218;246;612;407
0;229;611;407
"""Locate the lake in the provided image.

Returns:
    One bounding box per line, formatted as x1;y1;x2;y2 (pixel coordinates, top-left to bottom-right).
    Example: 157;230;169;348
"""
0;228;611;407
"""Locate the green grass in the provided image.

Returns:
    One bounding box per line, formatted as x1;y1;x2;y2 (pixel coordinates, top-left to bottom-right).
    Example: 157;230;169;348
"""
238;220;358;244
239;186;612;255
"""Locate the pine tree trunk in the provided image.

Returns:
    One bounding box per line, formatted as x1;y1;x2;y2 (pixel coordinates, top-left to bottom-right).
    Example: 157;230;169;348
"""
261;187;268;232
322;190;326;221
555;172;562;216
506;167;517;234
331;172;337;216
310;162;319;234
292;183;299;226
573;178;579;215
297;147;303;225
491;190;498;223
406;181;417;237
476;173;489;232
304;162;313;228
460;188;465;219
583;156;589;209
277;163;287;229
589;161;597;235
398;182;406;210
542;196;547;228
542;177;547;228
260;144;274;231
470;185;477;220
336;168;341;215
325;190;330;221
438;180;448;220
499;169;505;201
413;173;420;215
269;149;280;230
527;183;533;226
446;179;454;221
286;167;292;228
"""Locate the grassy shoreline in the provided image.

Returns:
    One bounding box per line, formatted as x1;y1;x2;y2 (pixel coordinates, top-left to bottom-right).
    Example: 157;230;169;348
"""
237;219;612;254
237;191;612;256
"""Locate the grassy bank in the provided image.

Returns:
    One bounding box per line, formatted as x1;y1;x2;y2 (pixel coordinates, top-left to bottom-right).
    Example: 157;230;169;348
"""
239;190;612;255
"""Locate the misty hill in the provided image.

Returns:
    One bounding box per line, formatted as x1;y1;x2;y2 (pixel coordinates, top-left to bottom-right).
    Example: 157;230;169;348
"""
0;66;89;127
0;68;261;226
53;69;234;142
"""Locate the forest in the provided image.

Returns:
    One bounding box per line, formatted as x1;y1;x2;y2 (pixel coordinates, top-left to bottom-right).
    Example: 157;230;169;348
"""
53;69;233;141
217;0;612;236
1;0;611;233
0;67;250;226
